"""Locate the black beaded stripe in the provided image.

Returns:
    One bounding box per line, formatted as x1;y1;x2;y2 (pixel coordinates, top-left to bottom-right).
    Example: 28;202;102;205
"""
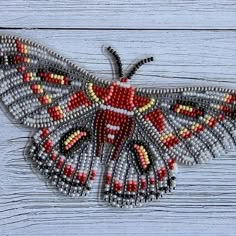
170;100;205;119
36;66;70;79
174;99;199;107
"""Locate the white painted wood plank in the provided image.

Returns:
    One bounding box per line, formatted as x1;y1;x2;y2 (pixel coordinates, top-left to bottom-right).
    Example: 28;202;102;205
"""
0;0;236;29
0;30;236;236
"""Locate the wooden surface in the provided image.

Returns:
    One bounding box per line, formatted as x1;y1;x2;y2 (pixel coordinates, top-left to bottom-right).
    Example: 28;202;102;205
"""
1;0;236;29
1;1;236;236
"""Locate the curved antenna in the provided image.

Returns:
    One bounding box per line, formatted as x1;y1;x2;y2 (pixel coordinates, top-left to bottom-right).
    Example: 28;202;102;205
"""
106;46;123;78
126;57;154;80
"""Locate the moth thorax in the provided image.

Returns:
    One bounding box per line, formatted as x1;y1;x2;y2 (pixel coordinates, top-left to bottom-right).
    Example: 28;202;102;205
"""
104;83;135;110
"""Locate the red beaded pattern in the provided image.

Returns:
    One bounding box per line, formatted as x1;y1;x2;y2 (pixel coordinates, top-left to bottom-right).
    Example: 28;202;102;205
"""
133;143;151;171
161;133;179;148
67;91;92;111
172;103;204;118
63;130;87;151
224;94;236;104
144;109;165;133
39;72;69;85
48;105;64;121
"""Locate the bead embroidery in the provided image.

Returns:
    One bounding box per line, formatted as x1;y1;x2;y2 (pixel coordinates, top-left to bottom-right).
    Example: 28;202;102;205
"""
0;34;236;208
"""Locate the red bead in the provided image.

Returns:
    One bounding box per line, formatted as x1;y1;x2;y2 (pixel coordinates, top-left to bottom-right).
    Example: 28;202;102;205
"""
67;167;75;178
50;153;57;161
56;157;64;169
144;109;165;133
81;173;87;184
76;172;82;180
150;177;155;185
40;128;49;139
43;139;53;153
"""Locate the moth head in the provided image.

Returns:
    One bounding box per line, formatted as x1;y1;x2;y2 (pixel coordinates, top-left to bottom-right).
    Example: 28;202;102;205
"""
106;46;154;82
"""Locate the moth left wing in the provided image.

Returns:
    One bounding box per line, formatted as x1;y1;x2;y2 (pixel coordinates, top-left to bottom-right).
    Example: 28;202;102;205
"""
0;34;108;127
30;107;100;196
0;34;112;196
135;86;236;166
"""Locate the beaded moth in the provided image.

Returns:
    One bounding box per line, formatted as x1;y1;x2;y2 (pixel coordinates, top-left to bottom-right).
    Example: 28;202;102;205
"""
0;34;236;208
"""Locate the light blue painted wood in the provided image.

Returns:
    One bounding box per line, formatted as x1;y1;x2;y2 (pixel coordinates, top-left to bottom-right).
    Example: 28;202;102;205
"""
0;1;236;236
0;0;235;29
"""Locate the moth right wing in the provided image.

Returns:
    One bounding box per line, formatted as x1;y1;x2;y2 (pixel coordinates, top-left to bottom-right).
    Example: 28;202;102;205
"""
136;86;236;166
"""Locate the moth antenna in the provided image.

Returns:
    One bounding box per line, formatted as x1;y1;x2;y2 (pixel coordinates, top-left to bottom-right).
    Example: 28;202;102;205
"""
107;46;123;78
126;57;154;79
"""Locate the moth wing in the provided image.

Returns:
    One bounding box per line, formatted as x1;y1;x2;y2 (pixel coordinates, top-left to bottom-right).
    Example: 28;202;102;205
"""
0;34;112;196
136;86;236;165
0;34;110;127
30;106;100;196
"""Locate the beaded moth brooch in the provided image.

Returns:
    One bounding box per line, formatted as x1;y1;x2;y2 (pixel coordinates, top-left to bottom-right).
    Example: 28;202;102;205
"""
0;34;236;208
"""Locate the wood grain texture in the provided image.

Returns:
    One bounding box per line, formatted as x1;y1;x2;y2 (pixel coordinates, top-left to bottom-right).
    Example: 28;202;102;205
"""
0;0;236;29
1;0;236;235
